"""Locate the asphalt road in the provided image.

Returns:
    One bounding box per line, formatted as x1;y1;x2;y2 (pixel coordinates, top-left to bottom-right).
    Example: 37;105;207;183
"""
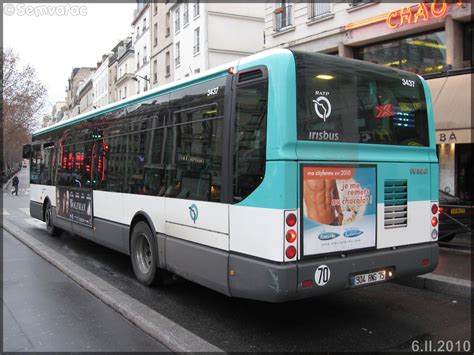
2;168;472;352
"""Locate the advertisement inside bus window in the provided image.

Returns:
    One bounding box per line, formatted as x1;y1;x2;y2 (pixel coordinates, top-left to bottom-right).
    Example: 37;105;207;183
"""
302;165;376;256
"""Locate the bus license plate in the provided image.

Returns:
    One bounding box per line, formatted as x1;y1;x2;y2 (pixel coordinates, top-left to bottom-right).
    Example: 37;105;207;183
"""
351;270;386;287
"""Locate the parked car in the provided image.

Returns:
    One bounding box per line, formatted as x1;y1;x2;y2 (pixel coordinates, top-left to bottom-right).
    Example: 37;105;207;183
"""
438;190;472;242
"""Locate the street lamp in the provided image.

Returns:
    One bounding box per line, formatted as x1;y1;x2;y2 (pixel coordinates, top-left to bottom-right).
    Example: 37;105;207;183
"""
133;75;150;92
133;75;150;83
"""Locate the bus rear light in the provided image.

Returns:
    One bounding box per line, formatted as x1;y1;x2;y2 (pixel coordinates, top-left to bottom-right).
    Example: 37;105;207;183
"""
286;213;297;227
431;204;438;214
286;229;297;243
285;246;296;259
228;66;236;75
302;280;313;288
421;258;430;267
431;216;438;227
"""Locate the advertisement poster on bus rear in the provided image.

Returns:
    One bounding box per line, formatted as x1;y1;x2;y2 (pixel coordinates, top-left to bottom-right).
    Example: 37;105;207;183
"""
302;166;376;256
56;186;93;227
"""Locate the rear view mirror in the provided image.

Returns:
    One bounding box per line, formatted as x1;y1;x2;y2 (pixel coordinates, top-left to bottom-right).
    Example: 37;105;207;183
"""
22;144;32;159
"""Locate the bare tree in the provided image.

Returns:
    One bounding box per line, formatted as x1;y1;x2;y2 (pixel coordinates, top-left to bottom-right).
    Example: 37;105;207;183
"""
2;48;47;171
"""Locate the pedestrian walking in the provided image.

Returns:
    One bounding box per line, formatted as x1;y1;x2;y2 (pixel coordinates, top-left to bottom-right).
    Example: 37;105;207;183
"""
11;175;19;196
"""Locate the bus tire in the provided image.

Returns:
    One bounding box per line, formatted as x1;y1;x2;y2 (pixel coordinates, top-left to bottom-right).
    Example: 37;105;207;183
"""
45;201;61;237
130;221;160;286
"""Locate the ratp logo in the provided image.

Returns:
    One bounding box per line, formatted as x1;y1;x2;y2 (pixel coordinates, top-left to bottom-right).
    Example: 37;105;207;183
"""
313;91;332;122
189;204;198;224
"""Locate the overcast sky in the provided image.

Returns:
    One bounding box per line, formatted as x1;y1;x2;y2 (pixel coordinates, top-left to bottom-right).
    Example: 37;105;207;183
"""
4;2;136;111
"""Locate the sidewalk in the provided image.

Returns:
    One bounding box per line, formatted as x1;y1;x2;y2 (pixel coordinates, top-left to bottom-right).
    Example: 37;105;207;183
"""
3;230;169;352
396;233;472;298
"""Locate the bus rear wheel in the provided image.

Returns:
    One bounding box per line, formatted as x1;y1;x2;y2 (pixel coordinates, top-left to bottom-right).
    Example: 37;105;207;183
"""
130;221;160;286
45;201;61;237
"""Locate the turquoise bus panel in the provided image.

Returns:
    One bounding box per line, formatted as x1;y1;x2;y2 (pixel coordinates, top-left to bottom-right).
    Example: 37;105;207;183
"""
296;141;437;163
430;163;439;201
420;76;437;149
236;51;298;161
237;161;298;209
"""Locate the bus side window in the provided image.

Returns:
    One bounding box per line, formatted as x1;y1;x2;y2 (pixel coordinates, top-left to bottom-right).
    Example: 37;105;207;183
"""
30;144;42;184
232;80;268;203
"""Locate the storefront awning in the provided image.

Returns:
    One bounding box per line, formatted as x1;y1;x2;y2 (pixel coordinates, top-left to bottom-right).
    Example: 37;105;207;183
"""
427;73;472;144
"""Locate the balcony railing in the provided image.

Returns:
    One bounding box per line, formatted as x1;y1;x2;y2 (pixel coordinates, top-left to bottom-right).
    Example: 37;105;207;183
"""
274;5;293;31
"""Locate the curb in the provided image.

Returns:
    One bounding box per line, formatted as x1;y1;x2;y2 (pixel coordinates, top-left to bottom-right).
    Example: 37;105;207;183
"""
2;220;224;353
395;273;472;299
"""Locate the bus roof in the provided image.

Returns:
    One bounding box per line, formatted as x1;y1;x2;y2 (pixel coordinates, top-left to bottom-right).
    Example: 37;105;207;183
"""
33;48;292;137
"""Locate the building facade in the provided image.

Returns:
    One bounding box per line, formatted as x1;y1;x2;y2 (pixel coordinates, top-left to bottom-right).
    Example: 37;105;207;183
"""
78;74;94;115
132;1;152;94
65;67;95;119
170;1;265;81
117;38;137;100
264;1;472;201
150;1;174;88
93;55;110;109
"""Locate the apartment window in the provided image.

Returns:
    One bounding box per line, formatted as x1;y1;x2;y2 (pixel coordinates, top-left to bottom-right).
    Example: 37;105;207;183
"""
193;27;200;54
193;0;200;17
125;63;128;73
166;51;171;76
119;89;122;99
153;60;158;83
350;0;375;7
136;26;140;39
175;8;180;33
274;2;293;31
194;68;200;74
124;86;127;97
183;1;189;25
153;2;158;14
137;52;140;69
143;17;147;32
144;75;148;91
309;2;330;18
154;23;158;46
166;11;171;36
175;42;181;67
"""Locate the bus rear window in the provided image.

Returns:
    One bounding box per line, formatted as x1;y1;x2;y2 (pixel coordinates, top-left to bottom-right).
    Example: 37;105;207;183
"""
294;51;429;147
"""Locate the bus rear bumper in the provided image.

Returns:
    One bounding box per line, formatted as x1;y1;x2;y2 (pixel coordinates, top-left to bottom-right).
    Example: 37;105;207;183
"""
228;243;439;302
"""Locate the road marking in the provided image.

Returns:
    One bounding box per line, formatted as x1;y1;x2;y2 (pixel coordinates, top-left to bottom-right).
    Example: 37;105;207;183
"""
2;209;10;215
24;218;45;228
20;208;30;215
2;220;223;353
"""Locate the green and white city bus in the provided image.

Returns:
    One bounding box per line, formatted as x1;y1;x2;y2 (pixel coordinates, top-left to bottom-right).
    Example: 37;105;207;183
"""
26;49;439;302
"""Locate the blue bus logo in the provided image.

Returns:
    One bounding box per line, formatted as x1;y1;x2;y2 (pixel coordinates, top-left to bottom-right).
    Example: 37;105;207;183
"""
344;228;363;238
318;232;339;240
189;204;198;224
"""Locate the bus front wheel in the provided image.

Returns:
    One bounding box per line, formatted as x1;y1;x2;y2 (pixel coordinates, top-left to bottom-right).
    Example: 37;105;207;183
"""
45;201;61;237
130;221;160;286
